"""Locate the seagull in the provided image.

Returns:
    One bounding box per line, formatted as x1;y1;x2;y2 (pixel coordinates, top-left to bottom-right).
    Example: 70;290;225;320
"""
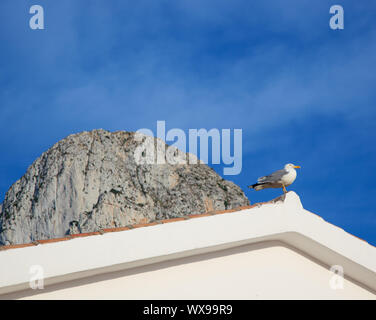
248;163;301;193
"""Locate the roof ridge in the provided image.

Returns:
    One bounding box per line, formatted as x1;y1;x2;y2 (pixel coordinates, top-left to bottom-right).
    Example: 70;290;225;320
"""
0;201;268;251
0;193;374;251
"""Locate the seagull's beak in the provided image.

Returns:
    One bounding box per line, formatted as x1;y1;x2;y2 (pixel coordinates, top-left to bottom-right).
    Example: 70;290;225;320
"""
294;165;301;169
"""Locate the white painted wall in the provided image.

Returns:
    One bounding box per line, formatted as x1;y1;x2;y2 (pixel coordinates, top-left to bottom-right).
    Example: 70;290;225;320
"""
14;242;375;300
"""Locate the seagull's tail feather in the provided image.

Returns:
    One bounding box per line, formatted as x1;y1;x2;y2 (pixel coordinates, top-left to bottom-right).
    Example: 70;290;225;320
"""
248;183;266;191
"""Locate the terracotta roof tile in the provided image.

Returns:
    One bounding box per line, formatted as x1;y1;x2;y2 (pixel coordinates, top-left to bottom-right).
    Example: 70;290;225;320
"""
236;205;256;210
212;208;239;215
38;237;72;244
132;222;159;228
102;227;130;233
0;242;37;251
160;217;186;224
70;232;101;238
186;213;213;219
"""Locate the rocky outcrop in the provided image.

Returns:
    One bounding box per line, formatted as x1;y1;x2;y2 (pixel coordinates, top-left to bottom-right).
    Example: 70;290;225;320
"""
0;129;249;245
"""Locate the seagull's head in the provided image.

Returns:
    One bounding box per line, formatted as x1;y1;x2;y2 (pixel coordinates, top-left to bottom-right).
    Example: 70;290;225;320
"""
285;163;301;171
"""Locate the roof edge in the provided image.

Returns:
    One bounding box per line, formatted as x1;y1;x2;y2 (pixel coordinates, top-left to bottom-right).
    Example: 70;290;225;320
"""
0;195;285;251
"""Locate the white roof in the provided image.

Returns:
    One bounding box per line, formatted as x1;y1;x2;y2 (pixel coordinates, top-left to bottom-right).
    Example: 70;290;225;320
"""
0;191;375;295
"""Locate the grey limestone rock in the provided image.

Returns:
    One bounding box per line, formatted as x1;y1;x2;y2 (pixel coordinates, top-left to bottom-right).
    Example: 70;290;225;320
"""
0;129;249;245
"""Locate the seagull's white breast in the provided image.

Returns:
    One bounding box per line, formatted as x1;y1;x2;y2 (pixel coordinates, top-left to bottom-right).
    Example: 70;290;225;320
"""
281;169;297;186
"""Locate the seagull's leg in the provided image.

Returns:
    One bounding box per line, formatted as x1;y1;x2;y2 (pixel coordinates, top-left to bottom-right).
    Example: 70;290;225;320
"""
282;184;287;193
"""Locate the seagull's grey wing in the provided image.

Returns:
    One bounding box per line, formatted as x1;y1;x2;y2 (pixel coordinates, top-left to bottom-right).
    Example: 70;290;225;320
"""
257;169;287;183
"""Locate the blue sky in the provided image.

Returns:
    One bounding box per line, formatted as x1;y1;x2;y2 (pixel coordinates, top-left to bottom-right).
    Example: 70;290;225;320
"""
1;1;375;244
